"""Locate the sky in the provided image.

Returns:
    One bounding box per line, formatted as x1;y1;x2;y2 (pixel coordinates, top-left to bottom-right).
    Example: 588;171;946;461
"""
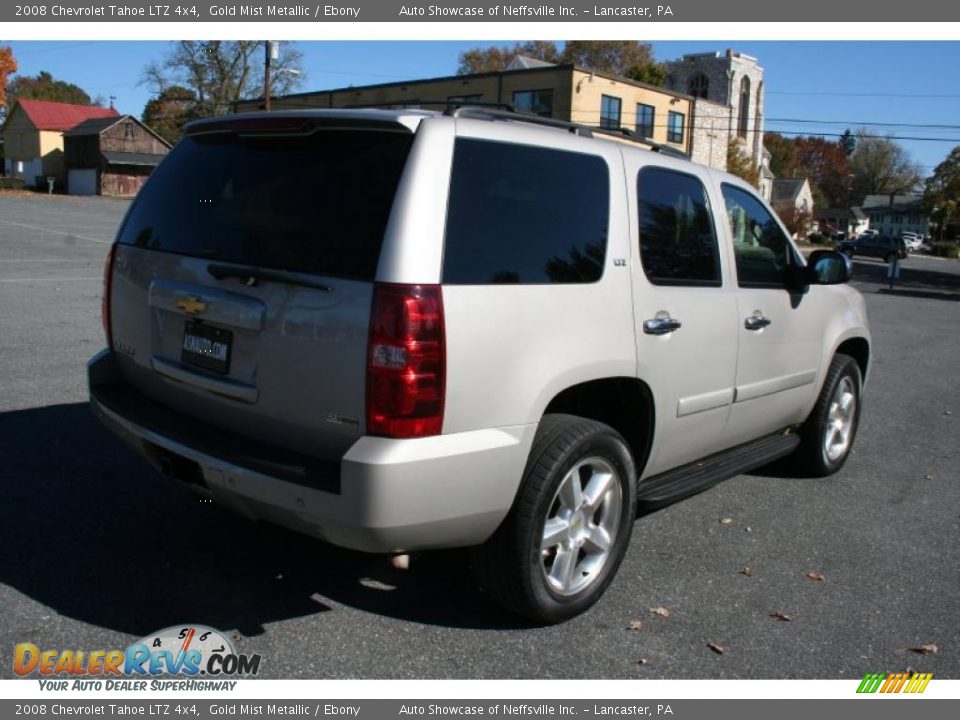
5;40;960;177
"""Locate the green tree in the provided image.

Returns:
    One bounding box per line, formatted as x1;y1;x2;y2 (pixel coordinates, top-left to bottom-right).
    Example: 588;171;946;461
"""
560;40;657;77
456;41;664;85
849;129;922;202
457;41;560;74
4;70;98;114
141;41;306;117
764;132;800;179
839;128;856;156
142;85;200;145
923;146;960;241
727;139;759;188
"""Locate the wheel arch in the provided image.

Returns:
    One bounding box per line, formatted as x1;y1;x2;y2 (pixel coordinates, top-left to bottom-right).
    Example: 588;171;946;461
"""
541;377;655;478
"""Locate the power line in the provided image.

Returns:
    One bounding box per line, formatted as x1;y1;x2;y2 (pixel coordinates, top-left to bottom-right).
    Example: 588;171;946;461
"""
767;90;960;98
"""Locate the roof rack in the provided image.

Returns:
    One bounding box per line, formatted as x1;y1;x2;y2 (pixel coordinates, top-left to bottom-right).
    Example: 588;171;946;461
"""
446;104;690;158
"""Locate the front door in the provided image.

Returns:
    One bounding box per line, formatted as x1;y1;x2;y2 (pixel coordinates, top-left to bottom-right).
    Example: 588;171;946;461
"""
718;183;825;447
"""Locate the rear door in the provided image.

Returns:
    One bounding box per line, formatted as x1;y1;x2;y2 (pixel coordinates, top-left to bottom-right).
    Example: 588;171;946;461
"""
108;117;416;460
626;160;740;477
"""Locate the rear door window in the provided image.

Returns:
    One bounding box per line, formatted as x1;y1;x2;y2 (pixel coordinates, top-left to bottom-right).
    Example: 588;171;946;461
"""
442;138;609;284
637;166;721;286
117;129;414;281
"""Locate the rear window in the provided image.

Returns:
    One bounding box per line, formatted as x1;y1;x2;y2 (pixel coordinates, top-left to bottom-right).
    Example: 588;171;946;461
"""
442;138;609;284
117;129;413;281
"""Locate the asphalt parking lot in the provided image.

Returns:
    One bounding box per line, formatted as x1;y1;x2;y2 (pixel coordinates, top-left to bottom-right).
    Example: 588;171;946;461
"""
0;192;957;679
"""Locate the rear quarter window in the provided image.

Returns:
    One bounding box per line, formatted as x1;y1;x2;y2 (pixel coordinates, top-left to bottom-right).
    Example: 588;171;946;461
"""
116;128;413;281
442;138;609;284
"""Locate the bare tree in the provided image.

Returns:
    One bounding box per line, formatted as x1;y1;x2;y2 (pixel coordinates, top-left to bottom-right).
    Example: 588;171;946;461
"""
850;129;922;202
140;41;305;117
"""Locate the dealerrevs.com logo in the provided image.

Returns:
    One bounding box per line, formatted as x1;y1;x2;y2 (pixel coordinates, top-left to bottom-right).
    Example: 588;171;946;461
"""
14;625;261;691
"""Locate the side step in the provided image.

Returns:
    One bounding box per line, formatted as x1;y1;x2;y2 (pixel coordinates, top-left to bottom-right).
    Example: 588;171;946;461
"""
637;432;801;509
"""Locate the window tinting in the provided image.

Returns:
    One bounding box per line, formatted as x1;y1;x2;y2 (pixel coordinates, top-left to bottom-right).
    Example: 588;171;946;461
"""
638;167;720;286
512;89;554;117
443;139;609;285
721;184;794;287
667;111;685;143
636;104;655;138
600;95;622;129
116;129;413;281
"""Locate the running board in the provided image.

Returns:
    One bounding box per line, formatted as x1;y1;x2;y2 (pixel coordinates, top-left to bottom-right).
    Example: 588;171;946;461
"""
637;432;801;509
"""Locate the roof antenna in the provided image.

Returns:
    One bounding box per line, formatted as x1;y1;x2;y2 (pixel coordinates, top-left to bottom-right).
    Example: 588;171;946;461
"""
109;95;116;110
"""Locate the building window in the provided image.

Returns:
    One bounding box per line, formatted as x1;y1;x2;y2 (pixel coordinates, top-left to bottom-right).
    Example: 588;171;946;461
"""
737;76;751;138
667;111;685;143
447;94;484;106
600;95;622;129
688;73;709;99
636;103;655;138
124;123;134;139
512;89;554;117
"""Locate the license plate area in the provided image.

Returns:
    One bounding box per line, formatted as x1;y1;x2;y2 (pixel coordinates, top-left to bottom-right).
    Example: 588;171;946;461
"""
181;321;232;375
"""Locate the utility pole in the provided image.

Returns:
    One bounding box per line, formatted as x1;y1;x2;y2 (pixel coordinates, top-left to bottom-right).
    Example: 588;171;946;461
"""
264;41;278;111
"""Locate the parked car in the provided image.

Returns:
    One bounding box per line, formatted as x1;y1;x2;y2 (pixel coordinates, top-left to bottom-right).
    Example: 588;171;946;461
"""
901;232;922;252
838;234;908;262
88;108;871;623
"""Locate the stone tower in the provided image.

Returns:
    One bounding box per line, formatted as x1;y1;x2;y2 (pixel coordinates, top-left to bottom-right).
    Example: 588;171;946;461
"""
665;49;766;184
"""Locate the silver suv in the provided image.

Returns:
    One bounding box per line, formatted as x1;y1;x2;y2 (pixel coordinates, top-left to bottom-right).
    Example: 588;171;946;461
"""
89;108;870;623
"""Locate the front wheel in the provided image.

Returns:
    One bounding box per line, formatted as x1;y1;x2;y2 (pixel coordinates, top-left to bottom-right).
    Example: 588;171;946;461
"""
795;353;862;477
474;414;637;624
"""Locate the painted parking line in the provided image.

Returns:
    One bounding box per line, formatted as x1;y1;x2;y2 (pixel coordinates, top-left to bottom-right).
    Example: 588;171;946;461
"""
0;217;111;245
0;276;101;283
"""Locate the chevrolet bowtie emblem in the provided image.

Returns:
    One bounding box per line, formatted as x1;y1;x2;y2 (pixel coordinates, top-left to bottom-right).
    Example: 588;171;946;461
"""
176;295;208;315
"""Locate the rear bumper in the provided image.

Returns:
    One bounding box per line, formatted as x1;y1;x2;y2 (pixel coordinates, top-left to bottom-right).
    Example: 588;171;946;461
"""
88;349;535;553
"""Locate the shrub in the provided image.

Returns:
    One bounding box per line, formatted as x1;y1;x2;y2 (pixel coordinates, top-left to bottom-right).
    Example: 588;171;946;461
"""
930;241;960;259
0;177;26;190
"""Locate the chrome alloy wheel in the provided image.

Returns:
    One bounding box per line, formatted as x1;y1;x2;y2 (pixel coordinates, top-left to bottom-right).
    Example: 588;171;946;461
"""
824;376;857;462
540;457;622;596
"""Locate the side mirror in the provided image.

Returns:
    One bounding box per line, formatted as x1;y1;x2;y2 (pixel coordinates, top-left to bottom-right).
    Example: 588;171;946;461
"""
807;249;852;285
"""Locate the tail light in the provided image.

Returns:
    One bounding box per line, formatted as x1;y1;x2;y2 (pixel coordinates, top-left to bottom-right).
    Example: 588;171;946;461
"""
101;244;116;349
367;283;445;438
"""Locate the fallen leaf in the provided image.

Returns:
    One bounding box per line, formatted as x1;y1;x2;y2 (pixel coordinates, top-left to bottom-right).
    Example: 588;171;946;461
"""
720;517;734;525
771;612;792;622
650;607;670;618
708;643;725;655
739;566;754;577
636;658;649;666
910;644;938;655
806;571;825;582
628;620;644;630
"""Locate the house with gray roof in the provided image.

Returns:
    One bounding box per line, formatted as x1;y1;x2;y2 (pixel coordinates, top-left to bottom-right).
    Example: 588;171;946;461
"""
859;194;929;239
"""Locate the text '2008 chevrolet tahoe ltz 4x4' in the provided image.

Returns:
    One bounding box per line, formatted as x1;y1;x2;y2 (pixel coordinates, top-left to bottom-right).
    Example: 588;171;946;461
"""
88;107;870;623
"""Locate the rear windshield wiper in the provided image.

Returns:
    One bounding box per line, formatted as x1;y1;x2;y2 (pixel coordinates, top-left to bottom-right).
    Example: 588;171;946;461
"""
207;263;334;292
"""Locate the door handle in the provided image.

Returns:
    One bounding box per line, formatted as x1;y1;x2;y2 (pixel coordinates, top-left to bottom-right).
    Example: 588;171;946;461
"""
643;314;682;335
744;313;772;331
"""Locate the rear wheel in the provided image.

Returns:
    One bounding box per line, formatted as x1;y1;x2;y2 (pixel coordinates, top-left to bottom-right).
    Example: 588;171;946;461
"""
795;353;862;477
474;414;637;623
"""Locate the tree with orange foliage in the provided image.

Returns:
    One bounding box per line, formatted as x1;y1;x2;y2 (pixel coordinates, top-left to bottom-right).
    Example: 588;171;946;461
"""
0;45;18;120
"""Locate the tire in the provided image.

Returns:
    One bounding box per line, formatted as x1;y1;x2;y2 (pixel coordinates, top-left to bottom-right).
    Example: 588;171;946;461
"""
795;353;862;477
474;414;637;624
